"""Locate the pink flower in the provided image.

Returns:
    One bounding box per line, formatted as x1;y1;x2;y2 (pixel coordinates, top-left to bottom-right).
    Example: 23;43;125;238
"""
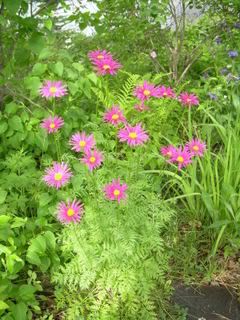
134;81;159;101
118;123;149;147
169;147;192;170
104;178;128;203
156;86;176;98
40;81;67;99
134;102;149;112
57;200;84;224
94;58;122;75
160;145;177;159
70;132;96;153
41;116;64;133
179;92;199;107
186;139;206;157
43;162;72;189
103;106;126;126
88;50;112;63
81;149;103;171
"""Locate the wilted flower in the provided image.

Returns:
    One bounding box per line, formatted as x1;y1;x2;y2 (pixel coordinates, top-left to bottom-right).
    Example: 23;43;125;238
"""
179;92;199;107
228;50;238;58
70;132;96;153
215;36;222;44
134;81;159;101
40;81;67;99
41;116;64;133
169;147;192;170
186;139;206;157
57;200;84;224
156;86;176;98
103;106;126;126
118;123;149;146
104;178;128;203
150;51;157;59
94;58;122;75
43;162;72;189
134;102;149;112
81;149;103;171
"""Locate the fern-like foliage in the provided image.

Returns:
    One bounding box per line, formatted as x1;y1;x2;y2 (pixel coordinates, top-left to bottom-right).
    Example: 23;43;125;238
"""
54;174;173;320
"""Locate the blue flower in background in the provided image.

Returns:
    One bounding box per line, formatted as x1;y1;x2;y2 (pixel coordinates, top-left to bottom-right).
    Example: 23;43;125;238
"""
215;36;222;44
220;67;229;75
207;93;218;100
234;22;240;29
228;50;238;58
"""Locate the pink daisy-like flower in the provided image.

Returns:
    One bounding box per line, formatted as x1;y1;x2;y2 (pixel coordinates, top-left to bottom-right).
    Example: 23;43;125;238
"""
178;92;199;107
94;58;122;75
156;86;176;98
118;123;149;147
160;145;177;159
41;116;64;133
134;81;159;101
186;139;206;157
88;50;112;63
40;81;67;99
57;200;84;224
134;102;149;112
103;106;126;126
170;147;192;170
70;132;96;153
81;149;103;171
104;178;128;203
43;162;72;189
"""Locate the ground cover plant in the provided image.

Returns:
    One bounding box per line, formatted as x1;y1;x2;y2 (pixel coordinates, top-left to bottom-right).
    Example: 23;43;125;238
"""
0;0;240;319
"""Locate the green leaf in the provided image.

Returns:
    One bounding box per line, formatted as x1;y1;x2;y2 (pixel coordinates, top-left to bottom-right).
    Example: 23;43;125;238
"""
0;189;7;204
72;62;84;72
44;231;56;251
5;102;19;114
17;285;36;302
5;0;22;15
11;302;27;320
26;235;46;267
0;300;9;310
11;217;27;228
6;254;24;274
32;63;47;75
29;33;45;54
52;61;64;77
44;19;53;31
39;193;52;207
0;121;8;134
8;115;23;132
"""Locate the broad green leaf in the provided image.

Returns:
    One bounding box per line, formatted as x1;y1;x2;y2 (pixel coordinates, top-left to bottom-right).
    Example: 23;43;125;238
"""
44;231;56;251
72;62;84;72
17;285;36;302
29;33;45;54
0;300;9;310
11;217;27;228
44;19;53;31
39;193;52;207
0;121;8;134
52;61;64;77
11;302;27;320
6;254;24;274
5;0;22;15
8;115;23;132
5;102;19;114
32;63;47;75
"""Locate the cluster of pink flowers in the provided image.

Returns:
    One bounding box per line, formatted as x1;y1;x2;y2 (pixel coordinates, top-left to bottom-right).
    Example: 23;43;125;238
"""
161;138;206;170
38;49;202;225
88;50;122;75
133;81;199;112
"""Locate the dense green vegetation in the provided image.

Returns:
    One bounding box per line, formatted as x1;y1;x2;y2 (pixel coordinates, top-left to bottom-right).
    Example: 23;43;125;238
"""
0;0;240;319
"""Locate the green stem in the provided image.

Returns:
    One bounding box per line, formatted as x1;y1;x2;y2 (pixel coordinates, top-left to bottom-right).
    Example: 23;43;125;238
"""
188;107;192;139
54;134;61;162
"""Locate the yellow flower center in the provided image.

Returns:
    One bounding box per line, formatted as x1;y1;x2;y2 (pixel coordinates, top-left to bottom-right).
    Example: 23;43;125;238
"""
67;208;75;217
193;145;199;151
97;54;104;59
50;86;57;93
89;156;96;163
143;89;151;96
50;123;55;129
177;156;184;163
54;173;62;181
163;92;167;96
79;140;86;147
113;189;120;196
129;132;137;139
112;114;119;120
103;64;110;70
186;98;191;103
